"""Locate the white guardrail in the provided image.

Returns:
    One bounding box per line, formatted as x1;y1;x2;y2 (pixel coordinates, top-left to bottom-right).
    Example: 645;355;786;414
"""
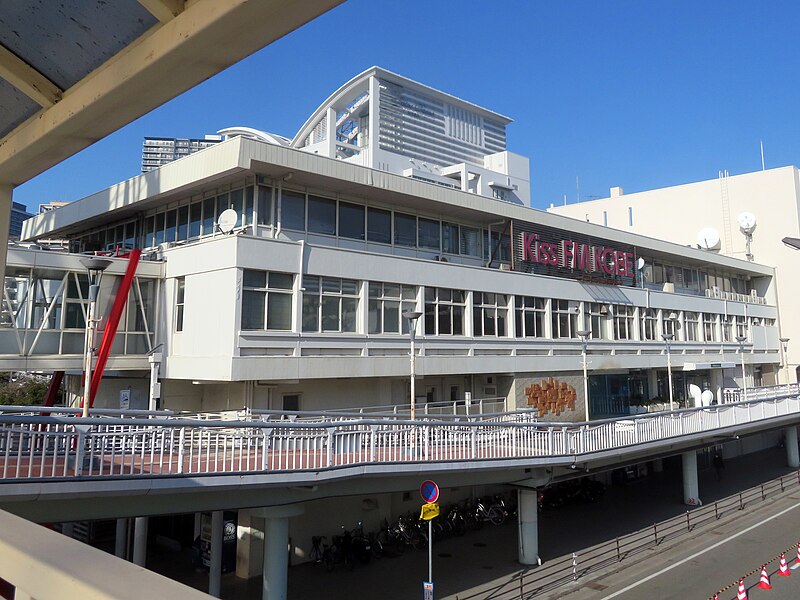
0;385;798;481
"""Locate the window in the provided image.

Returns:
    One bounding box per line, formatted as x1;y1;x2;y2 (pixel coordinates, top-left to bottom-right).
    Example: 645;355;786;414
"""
394;213;417;247
736;316;748;339
244;186;254;226
663;312;679;338
175;277;185;332
165;210;177;243
241;270;293;330
460;226;480;256
282;394;300;412
515;296;545;338
257;186;273;226
586;303;607;339
418;218;440;250
368;282;417;334
703;313;717;342
302;277;358;333
442;223;459;254
282;190;306;231
154;213;165;246
551;299;577;339
484;231;511;262
640;308;657;341
612;305;634;340
339;202;365;240
722;315;734;342
307;195;336;235
684;312;700;342
367;207;391;244
202;197;215;235
177;206;189;241
424;287;465;336
189;202;202;238
64;274;89;329
473;292;508;337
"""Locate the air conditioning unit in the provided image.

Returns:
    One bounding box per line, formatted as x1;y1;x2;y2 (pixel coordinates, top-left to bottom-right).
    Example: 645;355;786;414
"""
662;283;675;293
483;386;497;396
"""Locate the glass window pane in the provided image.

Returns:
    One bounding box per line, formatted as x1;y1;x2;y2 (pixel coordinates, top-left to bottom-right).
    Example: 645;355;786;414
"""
144;216;155;248
384;301;400;333
394;213;417;247
418;218;440;250
302;295;318;332
216;193;229;220
268;272;293;290
282;190;306;231
368;299;381;333
401;286;416;301
230;188;244;227
65;303;85;329
304;277;320;293
124;222;136;249
244;186;254;226
189;202;202;238
384;283;400;298
258;186;273;226
266;293;292;330
241;290;265;329
322;296;339;331
442;223;459;254
322;278;341;294
341;279;358;295
339;202;365;240
341;298;357;332
369;283;381;298
307;195;336;235
367;208;391;244
154;213;165;246
202;198;215;235
243;270;266;288
461;227;479;256
165;210;177;243
177;206;189;240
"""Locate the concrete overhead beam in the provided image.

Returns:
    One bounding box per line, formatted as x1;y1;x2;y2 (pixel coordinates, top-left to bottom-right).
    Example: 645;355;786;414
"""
0;0;344;187
0;45;62;108
138;0;185;23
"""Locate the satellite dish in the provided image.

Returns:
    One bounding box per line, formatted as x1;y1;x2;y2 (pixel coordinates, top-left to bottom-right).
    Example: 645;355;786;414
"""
217;208;238;234
737;211;757;233
700;389;714;407
696;227;721;250
636;257;645;270
689;384;702;403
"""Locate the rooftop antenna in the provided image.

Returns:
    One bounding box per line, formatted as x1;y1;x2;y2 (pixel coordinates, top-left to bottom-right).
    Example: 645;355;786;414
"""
563;193;567;206
760;140;765;171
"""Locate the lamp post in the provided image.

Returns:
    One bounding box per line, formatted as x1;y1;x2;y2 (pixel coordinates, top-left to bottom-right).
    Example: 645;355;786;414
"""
80;258;112;417
736;335;748;402
402;310;423;421
780;337;790;389
576;330;591;421
662;333;675;411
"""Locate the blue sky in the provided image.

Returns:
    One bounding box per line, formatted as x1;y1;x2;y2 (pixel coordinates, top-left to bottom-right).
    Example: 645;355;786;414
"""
14;0;800;212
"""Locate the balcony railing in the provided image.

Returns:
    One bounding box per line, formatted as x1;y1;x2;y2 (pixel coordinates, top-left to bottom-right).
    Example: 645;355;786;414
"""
0;386;798;483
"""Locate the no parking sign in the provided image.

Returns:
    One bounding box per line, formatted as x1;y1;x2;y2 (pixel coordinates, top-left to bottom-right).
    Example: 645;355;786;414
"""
420;480;439;503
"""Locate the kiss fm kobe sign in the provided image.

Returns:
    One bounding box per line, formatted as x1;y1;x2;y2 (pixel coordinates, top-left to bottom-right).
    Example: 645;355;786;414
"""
512;220;638;286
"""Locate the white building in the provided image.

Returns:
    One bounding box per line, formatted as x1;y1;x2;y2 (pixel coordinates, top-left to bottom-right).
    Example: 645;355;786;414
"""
17;67;781;420
548;167;797;383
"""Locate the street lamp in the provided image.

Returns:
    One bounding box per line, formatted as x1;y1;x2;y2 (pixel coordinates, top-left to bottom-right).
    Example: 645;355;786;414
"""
576;330;591;421
736;334;748;401
662;312;678;412
79;258;112;417
402;310;423;421
780;337;790;389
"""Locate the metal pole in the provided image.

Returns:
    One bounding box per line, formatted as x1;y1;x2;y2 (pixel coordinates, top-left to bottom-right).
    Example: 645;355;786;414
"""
82;296;96;418
666;340;674;411
428;519;433;584
410;327;416;422
741;347;747;401
582;343;589;421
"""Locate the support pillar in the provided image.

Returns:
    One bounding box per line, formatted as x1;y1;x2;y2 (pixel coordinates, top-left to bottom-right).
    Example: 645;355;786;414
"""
209;510;224;598
651;458;664;473
517;488;540;566
133;516;148;566
236;509;265;579
681;451;701;506
709;369;723;404
786;426;799;469
250;504;304;600
115;518;128;559
0;184;11;277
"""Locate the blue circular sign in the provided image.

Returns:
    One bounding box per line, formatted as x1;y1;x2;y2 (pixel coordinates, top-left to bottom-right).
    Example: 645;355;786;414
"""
420;480;439;503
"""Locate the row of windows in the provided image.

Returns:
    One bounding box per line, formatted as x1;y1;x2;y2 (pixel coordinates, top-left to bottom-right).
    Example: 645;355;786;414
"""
645;260;750;296
229;270;774;343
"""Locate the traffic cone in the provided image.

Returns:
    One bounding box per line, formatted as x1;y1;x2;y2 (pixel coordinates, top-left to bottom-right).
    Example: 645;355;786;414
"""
737;578;747;600
757;564;772;590
795;542;800;565
779;552;791;576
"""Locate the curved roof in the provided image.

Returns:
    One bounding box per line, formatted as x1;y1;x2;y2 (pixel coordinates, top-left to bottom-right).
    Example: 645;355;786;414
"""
217;126;290;146
290;66;513;149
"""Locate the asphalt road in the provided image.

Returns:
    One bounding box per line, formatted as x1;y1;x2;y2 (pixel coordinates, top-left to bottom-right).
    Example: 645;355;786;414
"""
560;491;800;600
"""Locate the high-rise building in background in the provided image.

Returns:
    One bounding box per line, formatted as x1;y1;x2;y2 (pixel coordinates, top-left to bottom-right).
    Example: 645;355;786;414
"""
9;202;32;239
38;201;71;214
141;135;223;172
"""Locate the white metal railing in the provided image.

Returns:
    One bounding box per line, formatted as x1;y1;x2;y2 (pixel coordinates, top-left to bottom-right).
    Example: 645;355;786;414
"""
0;389;798;482
722;383;799;404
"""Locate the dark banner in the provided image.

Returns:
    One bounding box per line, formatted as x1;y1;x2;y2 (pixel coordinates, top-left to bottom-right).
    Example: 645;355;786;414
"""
512;219;638;286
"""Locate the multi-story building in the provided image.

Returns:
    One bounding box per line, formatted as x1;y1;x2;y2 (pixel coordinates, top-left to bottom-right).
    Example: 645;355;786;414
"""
11;69;789;591
548;168;798;383
20;67;780;418
141;134;223;172
38;200;71;214
8;202;32;239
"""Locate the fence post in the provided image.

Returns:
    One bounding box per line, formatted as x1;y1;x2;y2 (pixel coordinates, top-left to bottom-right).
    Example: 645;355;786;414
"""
470;428;477;459
369;425;378;462
176;427;186;474
653;523;658;545
686;510;691;531
761;483;765;501
572;552;577;581
714;501;719;520
615;537;621;561
739;492;744;510
261;428;272;471
326;427;335;467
